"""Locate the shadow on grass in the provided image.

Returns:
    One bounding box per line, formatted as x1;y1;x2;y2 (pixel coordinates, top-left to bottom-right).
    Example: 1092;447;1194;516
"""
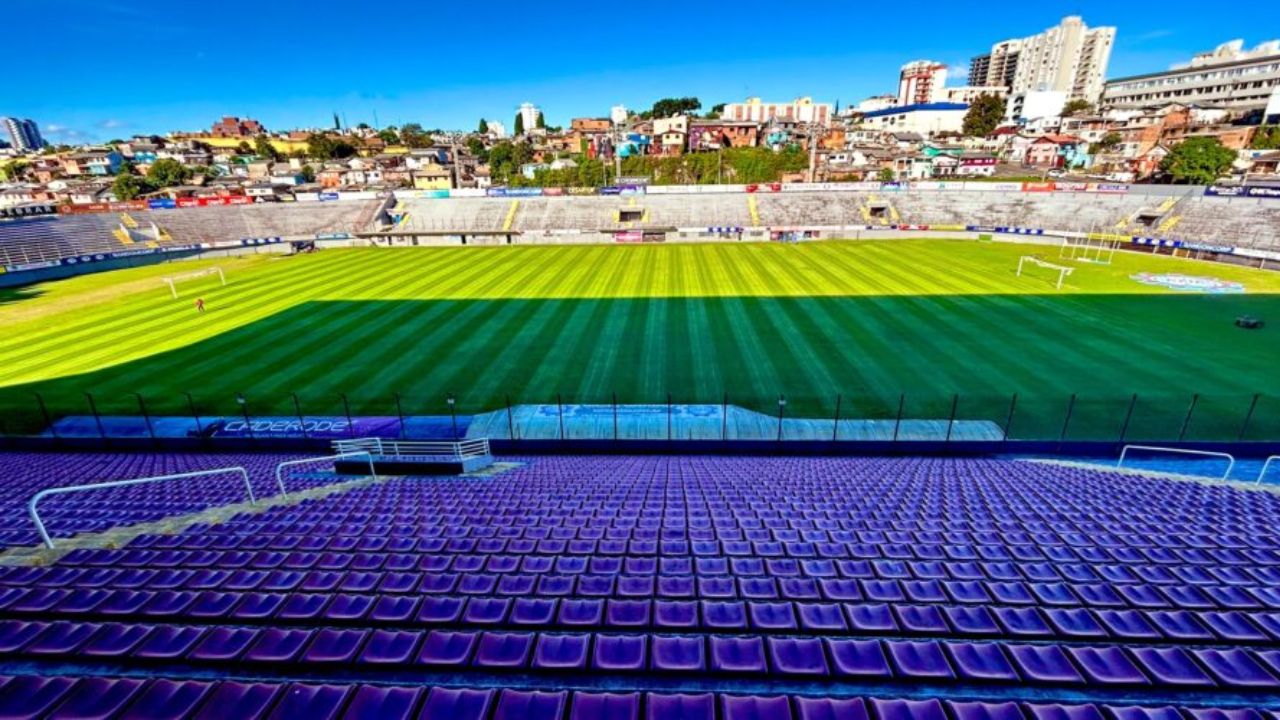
0;283;47;307
1;293;1277;441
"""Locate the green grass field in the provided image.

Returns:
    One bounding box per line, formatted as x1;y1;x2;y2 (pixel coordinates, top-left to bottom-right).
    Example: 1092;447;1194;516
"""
3;239;1279;440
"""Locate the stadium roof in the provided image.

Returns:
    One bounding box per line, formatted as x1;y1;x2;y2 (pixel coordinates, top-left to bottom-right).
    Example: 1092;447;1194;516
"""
862;102;969;119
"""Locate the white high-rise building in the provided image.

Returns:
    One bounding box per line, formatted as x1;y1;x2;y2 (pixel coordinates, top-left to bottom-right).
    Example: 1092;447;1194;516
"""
969;16;1115;102
1102;39;1280;113
485;121;507;138
897;61;948;105
518;103;542;132
610;105;628;125
1;117;44;151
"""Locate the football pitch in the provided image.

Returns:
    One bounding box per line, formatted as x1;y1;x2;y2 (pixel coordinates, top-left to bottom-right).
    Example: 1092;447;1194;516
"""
2;239;1279;441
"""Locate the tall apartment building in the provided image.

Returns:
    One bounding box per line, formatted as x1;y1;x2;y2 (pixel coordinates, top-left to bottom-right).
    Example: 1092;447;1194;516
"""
1;117;44;151
720;97;833;125
898;61;948;106
968;16;1115;102
518;103;542;132
1101;39;1280;113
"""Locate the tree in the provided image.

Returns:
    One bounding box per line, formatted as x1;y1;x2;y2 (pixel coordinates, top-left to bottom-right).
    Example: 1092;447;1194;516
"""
535;112;546;130
300;164;316;183
877;167;896;183
1089;132;1122;155
306;134;358;159
1160;137;1235;184
1062;99;1093;117
0;160;29;181
513;112;525;136
356;122;370;130
146;158;193;188
398;123;430;148
478;119;489;134
650;97;701;118
112;169;149;200
466;137;489;163
707;103;726;118
1251;125;1280;150
253;135;279;160
236;141;252;155
962;94;1006;137
333;112;341;131
377;128;399;145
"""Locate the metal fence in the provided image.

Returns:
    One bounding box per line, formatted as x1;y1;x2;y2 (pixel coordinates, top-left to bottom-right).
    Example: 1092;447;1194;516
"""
0;388;1275;446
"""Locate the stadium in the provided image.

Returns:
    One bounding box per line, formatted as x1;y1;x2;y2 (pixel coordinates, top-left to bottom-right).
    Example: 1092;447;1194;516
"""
2;181;1280;718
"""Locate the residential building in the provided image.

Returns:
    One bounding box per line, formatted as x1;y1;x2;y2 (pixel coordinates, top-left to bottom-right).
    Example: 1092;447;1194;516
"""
1;117;44;151
1023;134;1085;168
610;105;628;124
210;116;266;138
60;151;123;177
688;120;760;151
856;95;898;114
859;103;969;137
571;118;611;133
971;16;1114;102
1006;90;1068;127
518;103;542;132
1101;39;1280;114
898;62;948;106
944;86;1008;104
653;116;689;156
485;121;507;138
721;97;833;125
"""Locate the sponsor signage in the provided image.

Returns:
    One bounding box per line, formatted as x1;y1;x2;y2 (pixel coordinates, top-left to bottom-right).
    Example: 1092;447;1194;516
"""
541;187;565;196
745;183;782;193
1053;182;1089;193
319;192;341;201
614;231;644;243
616;176;651;186
147;198;177;209
1200;184;1280;199
1090;183;1129;194
1022;182;1055;192
601;185;644;196
1204;185;1246;198
878;182;905;192
315;232;350;240
565;187;599;196
1130;273;1245;294
208;416;401;439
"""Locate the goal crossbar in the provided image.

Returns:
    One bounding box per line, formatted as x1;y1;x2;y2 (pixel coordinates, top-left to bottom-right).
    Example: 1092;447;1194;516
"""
1017;256;1074;290
162;266;226;298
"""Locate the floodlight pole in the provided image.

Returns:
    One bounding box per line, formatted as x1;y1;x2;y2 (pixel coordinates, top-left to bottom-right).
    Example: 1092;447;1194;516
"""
135;392;155;444
1118;394;1138;444
505;394;516;441
1178;393;1199;442
447;394;458;440
776;395;787;441
1238;393;1261;442
394;392;406;439
84;392;106;445
832;394;842;442
184;392;205;442
34;392;57;441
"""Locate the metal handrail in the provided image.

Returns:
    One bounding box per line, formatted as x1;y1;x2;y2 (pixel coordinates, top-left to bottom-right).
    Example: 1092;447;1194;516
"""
1258;455;1280;485
333;437;490;460
28;466;253;550
274;452;377;499
1118;444;1236;481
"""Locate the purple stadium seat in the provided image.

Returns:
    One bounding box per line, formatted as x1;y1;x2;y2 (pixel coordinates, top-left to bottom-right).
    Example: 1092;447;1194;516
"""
652;635;706;672
119;679;213;720
49;677;145;720
1007;644;1086;684
302;628;367;664
341;686;422;720
794;697;871;720
710;635;768;674
571;692;641;720
1128;647;1216;687
533;633;590;670
473;632;534;669
1066;647;1149;686
1024;705;1105;720
593;634;648;672
357;629;422;665
826;639;893;679
0;675;77;719
266;684;350;720
886;640;955;680
946;642;1020;682
870;698;948;720
1193;649;1280;688
946;702;1026;720
492;689;568;720
417;630;478;667
721;694;794;720
419;687;494;720
243;628;311;663
645;693;716;720
767;637;829;676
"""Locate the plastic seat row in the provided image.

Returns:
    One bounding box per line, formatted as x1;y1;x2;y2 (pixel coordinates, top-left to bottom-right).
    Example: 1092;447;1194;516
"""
5;618;1280;691
0;674;1276;720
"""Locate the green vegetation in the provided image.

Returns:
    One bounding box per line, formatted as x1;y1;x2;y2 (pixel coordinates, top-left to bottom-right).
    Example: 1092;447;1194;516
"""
963;94;1006;138
1252;125;1280;151
1089;132;1122;155
647;97;702;119
1160;137;1235;184
1062;99;1094;117
1;240;1277;440
305;134;358;160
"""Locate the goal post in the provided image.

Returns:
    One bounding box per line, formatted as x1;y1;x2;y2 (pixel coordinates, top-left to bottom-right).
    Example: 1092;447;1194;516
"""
162;266;226;298
1017;256;1074;290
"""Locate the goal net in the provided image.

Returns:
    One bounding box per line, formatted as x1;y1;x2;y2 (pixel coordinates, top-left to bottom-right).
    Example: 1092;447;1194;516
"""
1059;235;1119;265
1017;256;1074;290
162;266;226;298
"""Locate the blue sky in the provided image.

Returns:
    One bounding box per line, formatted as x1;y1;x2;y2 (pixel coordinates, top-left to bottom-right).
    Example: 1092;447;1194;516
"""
5;0;1264;143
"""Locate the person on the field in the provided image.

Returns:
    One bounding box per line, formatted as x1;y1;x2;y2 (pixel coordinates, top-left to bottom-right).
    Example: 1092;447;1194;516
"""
195;298;205;313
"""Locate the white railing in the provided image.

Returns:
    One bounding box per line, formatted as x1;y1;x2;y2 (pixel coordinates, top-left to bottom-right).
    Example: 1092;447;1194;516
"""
333;437;491;461
1118;444;1236;481
28;467;253;550
273;452;377;499
1257;456;1280;485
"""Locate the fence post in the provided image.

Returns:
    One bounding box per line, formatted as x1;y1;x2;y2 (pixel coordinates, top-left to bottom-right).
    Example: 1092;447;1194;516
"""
776;395;787;442
236;392;254;441
892;393;905;443
722;392;728;441
505;394;516;441
1178;393;1200;442
668;393;673;442
832;393;842;442
341;393;354;438
1238;393;1261;442
84;392;106;446
944;393;959;443
134;393;156;445
613;392;618;442
1003;393;1018;444
394;393;406;439
34;392;57;442
292;392;309;440
184;392;206;447
1058;393;1077;448
557;393;565;441
1117;394;1138;444
447;393;458;440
